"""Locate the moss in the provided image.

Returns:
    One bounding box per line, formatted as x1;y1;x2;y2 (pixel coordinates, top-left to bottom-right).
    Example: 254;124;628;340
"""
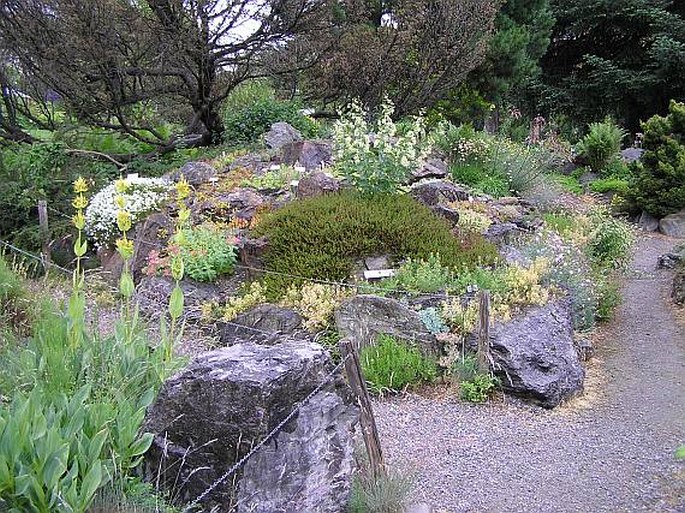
251;191;499;297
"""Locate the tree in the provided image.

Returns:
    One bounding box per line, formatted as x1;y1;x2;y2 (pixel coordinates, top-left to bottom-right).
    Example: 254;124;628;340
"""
535;0;685;130
290;0;498;116
0;0;332;146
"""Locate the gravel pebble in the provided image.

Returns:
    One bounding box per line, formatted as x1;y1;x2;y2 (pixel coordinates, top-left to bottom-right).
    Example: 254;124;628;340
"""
374;234;685;513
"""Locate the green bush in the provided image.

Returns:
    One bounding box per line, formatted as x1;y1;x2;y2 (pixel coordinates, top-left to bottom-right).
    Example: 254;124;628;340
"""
595;275;622;322
223;95;319;145
549;173;583;194
348;468;413;513
587;215;634;270
450;163;510;197
589;177;630;195
377;254;454;294
252;191;499;296
460;373;499;403
360;334;437;393
631;100;685;217
177;225;237;282
577;119;626;174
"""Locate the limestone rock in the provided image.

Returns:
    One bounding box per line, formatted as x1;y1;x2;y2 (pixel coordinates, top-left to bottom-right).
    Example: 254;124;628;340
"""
410;180;469;207
219;304;307;345
659;208;685;238
264;122;302;150
297;172;341;199
490;299;584;408
281;140;333;171
335;295;441;358
166;161;217;185
143;341;358;513
638;211;659;232
409;158;449;184
136;275;222;322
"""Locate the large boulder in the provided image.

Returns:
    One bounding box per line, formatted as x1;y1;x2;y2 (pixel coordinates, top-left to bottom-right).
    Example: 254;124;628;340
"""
409;158;449;184
281;140;333;171
219;304;307;345
264;122;302;150
335;295;441;358
638;211;659;232
490;299;584;408
143;342;358;513
166;161;217;186
297;172;341;199
659;208;685;238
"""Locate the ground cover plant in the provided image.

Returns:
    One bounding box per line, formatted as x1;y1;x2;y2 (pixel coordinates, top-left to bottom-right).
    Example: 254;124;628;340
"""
251;191;499;297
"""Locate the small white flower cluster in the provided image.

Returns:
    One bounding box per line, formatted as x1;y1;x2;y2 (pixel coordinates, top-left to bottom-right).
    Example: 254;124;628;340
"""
85;176;171;249
332;97;428;193
454;138;490;164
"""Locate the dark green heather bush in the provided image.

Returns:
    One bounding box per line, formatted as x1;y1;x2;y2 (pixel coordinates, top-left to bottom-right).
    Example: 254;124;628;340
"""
251;191;499;296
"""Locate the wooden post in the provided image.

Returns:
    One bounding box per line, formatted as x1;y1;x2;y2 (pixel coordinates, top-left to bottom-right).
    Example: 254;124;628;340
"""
339;339;386;479
477;290;491;374
37;200;51;270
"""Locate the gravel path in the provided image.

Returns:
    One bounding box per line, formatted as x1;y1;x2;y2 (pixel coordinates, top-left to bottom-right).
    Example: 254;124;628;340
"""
374;234;685;513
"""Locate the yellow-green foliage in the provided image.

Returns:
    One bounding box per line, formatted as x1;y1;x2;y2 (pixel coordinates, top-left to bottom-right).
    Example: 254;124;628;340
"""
222;282;267;321
280;282;350;331
440;298;479;334
496;258;551;318
456;207;492;234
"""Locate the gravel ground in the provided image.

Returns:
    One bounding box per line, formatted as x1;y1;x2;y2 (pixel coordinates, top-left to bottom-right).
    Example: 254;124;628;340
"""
374;234;685;513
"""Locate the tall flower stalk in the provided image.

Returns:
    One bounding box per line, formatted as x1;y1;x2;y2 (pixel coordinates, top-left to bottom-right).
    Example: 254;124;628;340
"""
69;177;90;349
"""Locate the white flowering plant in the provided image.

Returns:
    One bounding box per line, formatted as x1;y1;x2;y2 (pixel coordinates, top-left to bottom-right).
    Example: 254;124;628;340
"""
85;176;171;248
332;98;428;194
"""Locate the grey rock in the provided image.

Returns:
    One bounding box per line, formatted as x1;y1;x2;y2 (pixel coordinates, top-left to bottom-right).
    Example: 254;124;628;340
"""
281;140;333;171
484;222;521;245
96;247;124;284
136;275;221;322
297;172;341;199
166;161;217;186
143;341;358;513
219;304;306;345
212;188;265;221
657;253;683;269
638;211;660;232
579;171;599;188
237;391;357;513
410;180;469;206
659;208;685;238
335;295;441;358
264;122;302;150
409;158;449;183
229;153;270;174
621;147;644;163
431;204;460;225
238;236;269;274
490;299;584;408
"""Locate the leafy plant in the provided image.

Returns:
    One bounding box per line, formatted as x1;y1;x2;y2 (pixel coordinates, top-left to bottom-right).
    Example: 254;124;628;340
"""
576;118;626;174
348;468;413;513
587;214;634;269
456;207;492;234
222;281;268;321
378;254;454;294
630;100;685;217
589;177;630;194
460;373;499;402
176;224;237;282
240;165;301;192
418;307;449;334
332;98;428;194
280;282;350;331
251;191;499;297
360;334;437;394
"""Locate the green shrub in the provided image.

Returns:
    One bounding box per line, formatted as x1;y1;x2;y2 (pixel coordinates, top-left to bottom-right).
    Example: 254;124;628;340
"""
577;118;626;174
589;177;630;195
460;373;499;403
223;94;319;145
252;191;499;297
176;225;237;282
595;275;622;322
587;215;634;269
549;173;583;194
348;468;413;513
378;254;454;294
332;98;427;194
542;213;577;236
360;334;437;393
631;100;685;217
450;163;509;197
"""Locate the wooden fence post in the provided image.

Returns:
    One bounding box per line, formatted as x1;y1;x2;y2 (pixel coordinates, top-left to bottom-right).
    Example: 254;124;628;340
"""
37;200;51;271
339;339;386;479
477;290;491;374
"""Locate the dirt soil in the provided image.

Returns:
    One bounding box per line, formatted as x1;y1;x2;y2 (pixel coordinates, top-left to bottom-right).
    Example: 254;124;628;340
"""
374;233;685;513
